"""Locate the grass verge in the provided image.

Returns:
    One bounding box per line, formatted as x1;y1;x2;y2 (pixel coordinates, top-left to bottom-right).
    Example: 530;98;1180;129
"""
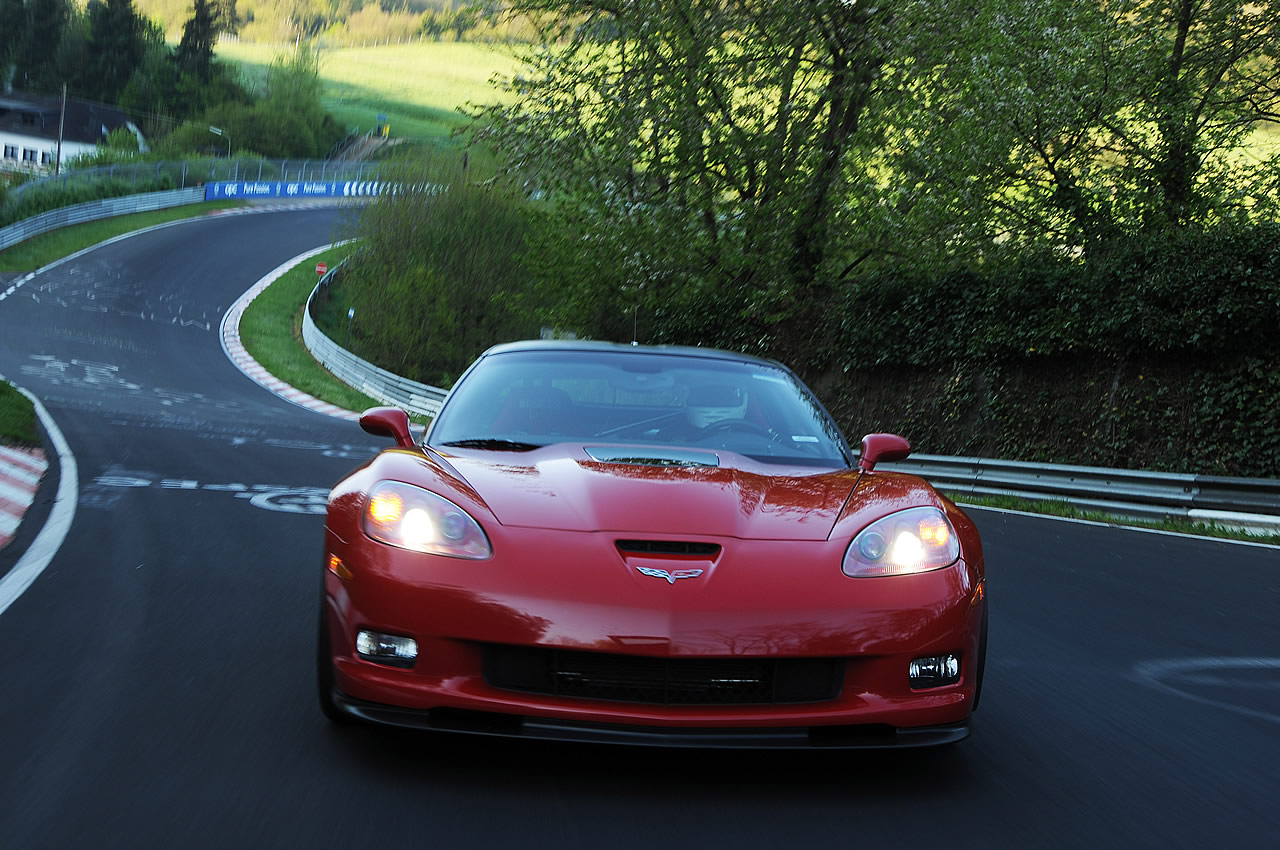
237;245;388;414
0;201;245;272
0;380;39;448
956;492;1280;546
216;41;518;142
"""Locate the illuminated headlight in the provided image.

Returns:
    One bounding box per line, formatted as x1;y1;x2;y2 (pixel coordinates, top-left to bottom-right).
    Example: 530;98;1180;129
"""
363;481;492;559
356;630;418;668
909;654;962;689
843;507;960;577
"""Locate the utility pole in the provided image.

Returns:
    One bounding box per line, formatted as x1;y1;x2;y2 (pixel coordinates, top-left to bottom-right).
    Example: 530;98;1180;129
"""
55;84;66;175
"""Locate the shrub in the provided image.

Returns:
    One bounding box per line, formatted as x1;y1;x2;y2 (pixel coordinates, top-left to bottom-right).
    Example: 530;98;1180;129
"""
319;152;540;387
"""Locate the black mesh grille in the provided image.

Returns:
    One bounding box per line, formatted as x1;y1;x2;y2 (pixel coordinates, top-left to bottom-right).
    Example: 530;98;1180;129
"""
615;540;721;556
484;645;843;705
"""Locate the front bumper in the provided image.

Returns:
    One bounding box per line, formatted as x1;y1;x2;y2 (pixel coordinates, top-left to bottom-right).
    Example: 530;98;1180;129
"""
323;528;986;743
330;688;971;749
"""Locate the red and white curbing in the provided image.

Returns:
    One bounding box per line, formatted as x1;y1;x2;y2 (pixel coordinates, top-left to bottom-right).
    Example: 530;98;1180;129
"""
0;444;47;551
219;245;361;421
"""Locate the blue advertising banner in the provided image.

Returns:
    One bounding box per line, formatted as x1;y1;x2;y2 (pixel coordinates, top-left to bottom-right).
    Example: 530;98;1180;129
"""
204;181;387;201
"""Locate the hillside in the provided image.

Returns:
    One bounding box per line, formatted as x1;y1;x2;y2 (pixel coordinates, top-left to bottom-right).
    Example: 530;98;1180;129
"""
215;40;520;141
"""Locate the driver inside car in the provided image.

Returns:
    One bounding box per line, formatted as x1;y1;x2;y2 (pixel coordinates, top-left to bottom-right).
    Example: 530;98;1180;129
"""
657;383;751;441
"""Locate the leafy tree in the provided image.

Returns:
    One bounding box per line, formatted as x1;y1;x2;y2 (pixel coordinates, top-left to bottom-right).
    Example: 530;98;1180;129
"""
119;36;179;129
176;0;219;82
891;0;1280;260
474;0;896;363
446;6;474;40
11;0;74;92
1123;0;1280;228
419;9;445;39
79;0;150;102
0;0;27;79
213;0;239;33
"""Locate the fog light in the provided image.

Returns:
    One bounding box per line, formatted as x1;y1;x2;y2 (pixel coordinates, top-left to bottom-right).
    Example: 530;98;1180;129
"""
909;653;961;689
356;630;418;668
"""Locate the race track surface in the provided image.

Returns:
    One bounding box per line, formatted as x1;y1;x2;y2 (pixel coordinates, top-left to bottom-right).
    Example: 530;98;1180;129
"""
0;209;1277;849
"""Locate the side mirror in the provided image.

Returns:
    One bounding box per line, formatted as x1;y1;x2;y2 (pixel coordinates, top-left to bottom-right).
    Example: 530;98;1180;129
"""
858;433;911;472
359;407;416;448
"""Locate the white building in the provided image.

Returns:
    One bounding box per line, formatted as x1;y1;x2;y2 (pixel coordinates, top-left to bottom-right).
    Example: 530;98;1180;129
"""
0;93;145;174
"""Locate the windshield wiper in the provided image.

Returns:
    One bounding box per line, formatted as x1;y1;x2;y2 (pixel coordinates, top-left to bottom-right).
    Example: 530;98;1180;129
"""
440;438;543;452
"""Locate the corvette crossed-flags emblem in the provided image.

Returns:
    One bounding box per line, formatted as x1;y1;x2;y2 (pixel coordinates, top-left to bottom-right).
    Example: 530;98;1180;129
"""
636;567;705;584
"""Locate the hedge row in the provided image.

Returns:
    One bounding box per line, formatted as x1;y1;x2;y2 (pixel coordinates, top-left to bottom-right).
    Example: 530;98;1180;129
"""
827;224;1280;370
630;223;1280;477
331;197;1279;477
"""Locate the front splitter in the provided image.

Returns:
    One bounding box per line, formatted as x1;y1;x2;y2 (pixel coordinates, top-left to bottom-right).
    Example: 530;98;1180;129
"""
331;689;970;749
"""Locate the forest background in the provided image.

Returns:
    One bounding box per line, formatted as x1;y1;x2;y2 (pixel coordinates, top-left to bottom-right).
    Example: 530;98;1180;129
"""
3;0;1280;477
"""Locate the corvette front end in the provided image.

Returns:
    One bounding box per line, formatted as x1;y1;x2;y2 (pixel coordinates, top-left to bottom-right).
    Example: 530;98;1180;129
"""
317;342;988;748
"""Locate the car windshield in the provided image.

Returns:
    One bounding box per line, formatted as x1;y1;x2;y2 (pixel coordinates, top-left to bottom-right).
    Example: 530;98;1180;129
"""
430;349;851;467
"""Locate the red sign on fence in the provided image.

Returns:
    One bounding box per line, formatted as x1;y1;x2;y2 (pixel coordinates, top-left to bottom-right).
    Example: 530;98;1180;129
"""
316;262;328;276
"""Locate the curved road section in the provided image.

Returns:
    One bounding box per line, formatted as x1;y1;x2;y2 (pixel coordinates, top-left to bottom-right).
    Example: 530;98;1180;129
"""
0;210;1278;848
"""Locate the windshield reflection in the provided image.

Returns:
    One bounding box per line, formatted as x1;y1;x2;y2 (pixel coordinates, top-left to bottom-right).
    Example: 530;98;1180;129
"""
431;349;851;466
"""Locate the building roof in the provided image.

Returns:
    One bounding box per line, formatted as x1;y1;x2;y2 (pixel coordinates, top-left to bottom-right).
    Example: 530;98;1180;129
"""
0;92;133;146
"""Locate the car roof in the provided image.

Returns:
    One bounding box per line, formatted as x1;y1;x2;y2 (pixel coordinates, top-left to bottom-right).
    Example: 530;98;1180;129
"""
480;339;786;370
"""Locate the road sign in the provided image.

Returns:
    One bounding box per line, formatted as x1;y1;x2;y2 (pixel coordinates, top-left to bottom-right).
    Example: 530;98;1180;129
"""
316;262;328;276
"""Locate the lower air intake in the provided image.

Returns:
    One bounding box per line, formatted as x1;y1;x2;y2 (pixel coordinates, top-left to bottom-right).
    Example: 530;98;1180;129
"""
484;645;843;705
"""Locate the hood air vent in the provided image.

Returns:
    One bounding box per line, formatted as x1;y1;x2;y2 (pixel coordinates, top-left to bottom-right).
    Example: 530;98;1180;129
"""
616;540;721;556
585;446;719;467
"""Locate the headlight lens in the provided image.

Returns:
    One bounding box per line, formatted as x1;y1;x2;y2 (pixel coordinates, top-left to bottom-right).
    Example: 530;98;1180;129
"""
843;507;960;577
362;481;492;559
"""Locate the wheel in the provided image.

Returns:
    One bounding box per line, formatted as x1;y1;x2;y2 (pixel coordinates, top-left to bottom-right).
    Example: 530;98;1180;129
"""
316;604;355;724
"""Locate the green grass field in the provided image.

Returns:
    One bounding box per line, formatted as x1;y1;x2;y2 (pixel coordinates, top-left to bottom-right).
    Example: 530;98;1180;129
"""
0;380;39;448
216;41;522;142
238;244;387;415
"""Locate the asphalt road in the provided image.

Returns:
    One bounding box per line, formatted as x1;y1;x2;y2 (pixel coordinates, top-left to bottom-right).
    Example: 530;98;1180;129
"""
0;209;1277;849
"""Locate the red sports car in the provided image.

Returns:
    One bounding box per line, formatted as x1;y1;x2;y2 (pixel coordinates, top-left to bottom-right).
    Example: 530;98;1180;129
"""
318;341;987;747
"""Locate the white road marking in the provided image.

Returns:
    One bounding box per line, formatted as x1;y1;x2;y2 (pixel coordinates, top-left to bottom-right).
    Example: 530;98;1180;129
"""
218;242;362;422
0;387;78;618
1133;657;1280;725
87;474;329;515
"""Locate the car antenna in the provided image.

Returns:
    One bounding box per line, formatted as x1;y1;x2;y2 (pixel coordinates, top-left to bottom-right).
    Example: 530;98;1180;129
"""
631;305;639;346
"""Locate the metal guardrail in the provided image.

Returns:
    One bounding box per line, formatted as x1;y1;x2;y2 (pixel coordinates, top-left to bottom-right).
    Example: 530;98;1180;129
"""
302;269;448;417
7;158;381;203
883;454;1280;529
0;187;205;251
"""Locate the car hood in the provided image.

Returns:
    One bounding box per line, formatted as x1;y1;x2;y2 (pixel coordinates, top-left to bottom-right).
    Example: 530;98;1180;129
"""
437;445;860;541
